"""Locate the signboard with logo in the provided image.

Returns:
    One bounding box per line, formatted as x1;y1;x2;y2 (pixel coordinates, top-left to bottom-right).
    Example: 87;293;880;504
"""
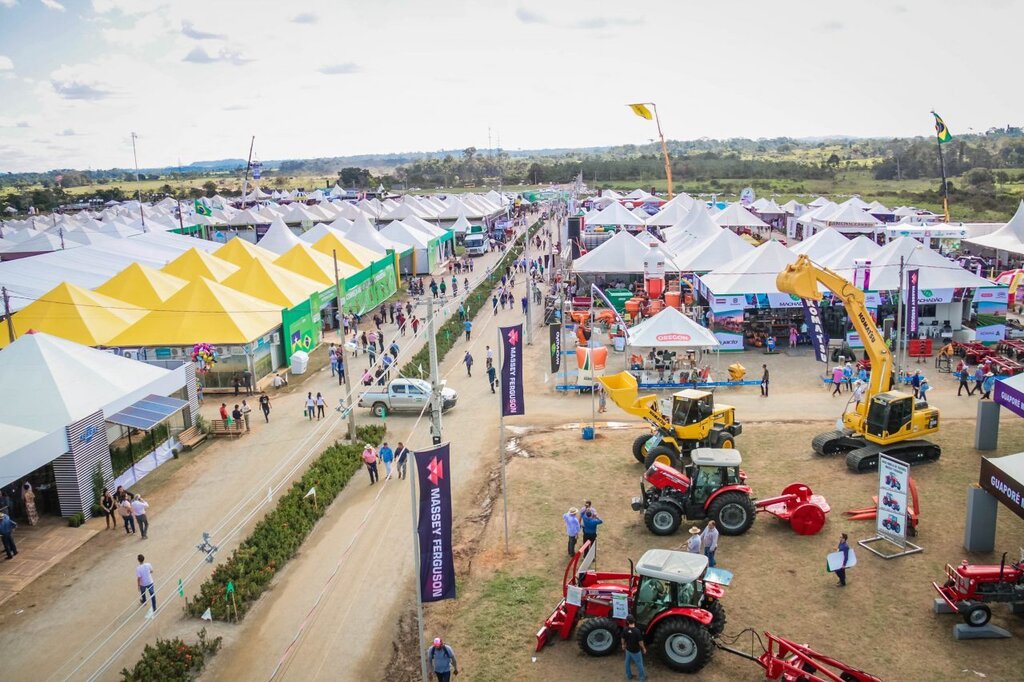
973;286;1009;344
877;455;910;548
500;324;525;417
980;456;1024;521
280;292;320;363
415;443;456;601
655;332;692;343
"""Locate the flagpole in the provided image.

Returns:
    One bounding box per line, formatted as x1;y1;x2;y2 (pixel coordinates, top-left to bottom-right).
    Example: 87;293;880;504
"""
130;132;145;230
407;451;430;682
333;250;357;440
239;135;255;210
498;327;510;554
649;103;674;200
936;134;950;223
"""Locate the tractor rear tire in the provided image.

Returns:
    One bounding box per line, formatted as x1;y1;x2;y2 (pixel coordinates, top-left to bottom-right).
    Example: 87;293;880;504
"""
644;500;682;536
963;603;992;627
652;617;714;673
577;617;620;657
645;445;681;470
705;600;727;636
632;435;651;464
707;492;756;536
714;432;735;449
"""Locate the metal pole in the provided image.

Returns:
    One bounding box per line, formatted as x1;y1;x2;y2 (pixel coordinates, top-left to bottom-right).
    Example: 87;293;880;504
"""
333;250;357;440
131;132;145;230
239;135;255;210
2;286;16;343
560;290;568;390
524;215;533;345
895;256;904;383
650;103;674;200
406;450;430;682
498;327;510;553
426;296;443;445
590;287;596;433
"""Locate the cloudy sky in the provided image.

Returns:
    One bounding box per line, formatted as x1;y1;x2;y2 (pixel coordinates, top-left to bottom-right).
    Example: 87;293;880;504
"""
0;0;1021;172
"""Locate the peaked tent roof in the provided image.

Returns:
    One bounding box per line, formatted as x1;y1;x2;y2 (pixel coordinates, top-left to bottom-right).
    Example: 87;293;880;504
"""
868;236;994;290
713;202;769;229
161;247;239;282
780;199;803;214
753;198;785;215
438;197;472;220
379;220;431;249
257;216;304;255
221;258;323;308
660;192;696;211
699;240;798;295
820;203;882;227
109;277;283;346
585;200;647;226
626;306;720;348
1;282;145;348
808;197;830;207
312;232;383;268
401;214;447;238
346;214;412;255
671;228;754;272
214;237;278;267
450;213;473;234
226;208;269;227
818;235;883;272
965;201;1024;255
789;228;850;260
94;262;189;308
645;201;690;227
274;242;358;285
299;221;347;244
572;230;668;274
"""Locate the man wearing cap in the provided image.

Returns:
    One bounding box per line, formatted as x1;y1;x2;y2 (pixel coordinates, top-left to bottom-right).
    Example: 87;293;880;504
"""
981;372;996;400
563;507;581;557
685;526;703;554
427;637;459;681
362;444;379;485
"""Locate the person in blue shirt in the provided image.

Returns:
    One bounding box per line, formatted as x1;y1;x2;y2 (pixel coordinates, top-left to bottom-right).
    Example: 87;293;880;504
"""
379;442;394;480
857;367;869;384
563;507;581;557
835;533;850;587
463;319;472;342
909;371;922;398
981;372;996;400
427;638;459;682
581;508;603;558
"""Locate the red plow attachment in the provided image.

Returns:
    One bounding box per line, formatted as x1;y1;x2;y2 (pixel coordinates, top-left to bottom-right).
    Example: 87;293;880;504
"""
718;631;882;681
756;483;830;535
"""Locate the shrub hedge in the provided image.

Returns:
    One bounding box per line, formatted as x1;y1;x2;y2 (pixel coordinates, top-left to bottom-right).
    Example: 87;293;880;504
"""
120;628;221;682
184;423;385;620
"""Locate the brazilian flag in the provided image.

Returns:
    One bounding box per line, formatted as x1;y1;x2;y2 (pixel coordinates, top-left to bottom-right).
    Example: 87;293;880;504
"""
932;111;952;144
194;198;213;216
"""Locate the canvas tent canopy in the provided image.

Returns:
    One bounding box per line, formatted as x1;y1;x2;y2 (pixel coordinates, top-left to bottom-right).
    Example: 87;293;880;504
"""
0;282;145;348
789;228;850;261
626;306;719;348
221;258;324;308
965;201;1024;255
866;236;994;291
257;216;304;255
572;230;673;275
699;240;798;296
671;228;754;273
94;262;188;309
161;247;239;282
714;203;769;230
585;201;647;227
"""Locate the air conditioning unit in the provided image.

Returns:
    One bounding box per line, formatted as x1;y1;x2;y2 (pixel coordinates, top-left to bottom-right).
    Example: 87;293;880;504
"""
271;333;280;344
218;346;232;358
122;350;139;361
169;347;184;358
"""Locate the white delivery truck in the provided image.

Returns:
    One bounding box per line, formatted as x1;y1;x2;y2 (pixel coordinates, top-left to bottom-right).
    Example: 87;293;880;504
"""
464;231;488;256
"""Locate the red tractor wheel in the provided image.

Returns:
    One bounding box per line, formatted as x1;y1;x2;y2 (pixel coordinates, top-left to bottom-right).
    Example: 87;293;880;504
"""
788;502;826;535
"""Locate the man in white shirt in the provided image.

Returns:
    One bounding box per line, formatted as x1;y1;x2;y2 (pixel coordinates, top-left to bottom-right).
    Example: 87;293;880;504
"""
131;495;150;539
701;521;720;567
136;554;156;610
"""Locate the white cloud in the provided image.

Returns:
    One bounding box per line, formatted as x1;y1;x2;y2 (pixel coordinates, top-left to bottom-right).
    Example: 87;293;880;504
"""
51;79;112;100
319;62;360;75
0;0;17;8
183;46;253;65
39;0;65;10
181;20;225;40
291;12;316;24
58;128;76;136
0;55;13;71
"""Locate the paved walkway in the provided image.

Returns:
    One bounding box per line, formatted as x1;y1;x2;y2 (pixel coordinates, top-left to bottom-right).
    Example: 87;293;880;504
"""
0;517;100;607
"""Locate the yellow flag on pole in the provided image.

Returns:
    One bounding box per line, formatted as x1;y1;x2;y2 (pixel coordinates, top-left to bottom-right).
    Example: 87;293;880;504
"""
628;103;653;120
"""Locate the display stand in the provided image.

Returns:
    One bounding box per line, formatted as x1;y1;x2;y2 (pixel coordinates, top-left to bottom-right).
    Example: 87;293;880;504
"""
858;535;923;559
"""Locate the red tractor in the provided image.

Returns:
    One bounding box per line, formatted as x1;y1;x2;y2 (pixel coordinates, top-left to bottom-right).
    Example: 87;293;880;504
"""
932;551;1024;627
632;449;829;537
880;493;900;512
536;541;726;673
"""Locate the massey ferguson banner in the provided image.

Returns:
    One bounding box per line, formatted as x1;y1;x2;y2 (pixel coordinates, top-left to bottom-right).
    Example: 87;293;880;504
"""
906;269;920;336
549;323;561;374
501;324;525;416
415;443;456;602
801;299;829;363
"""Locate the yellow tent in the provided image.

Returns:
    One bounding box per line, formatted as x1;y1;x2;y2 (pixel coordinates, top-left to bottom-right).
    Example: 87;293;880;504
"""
274;243;358;286
1;282;145;348
109;278;282;347
215;237;278;268
94;262;189;308
222;258;324;308
161;247;239;282
311;232;384;269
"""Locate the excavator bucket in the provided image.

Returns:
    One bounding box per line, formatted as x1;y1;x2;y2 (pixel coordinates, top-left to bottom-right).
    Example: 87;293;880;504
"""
598;371;658;418
777;255;825;301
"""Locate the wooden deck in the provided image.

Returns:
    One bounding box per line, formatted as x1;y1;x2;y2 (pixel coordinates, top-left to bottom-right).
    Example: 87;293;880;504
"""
0;516;99;607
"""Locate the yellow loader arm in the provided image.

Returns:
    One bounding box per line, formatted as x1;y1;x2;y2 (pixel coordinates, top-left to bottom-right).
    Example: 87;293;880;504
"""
598;372;672;431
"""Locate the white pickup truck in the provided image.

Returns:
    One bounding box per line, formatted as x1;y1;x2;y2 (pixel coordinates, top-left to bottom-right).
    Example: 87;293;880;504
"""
357;378;458;417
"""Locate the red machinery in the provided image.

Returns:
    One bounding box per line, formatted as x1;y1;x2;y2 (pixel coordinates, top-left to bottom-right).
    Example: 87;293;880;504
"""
717;631;882;681
932;551;1024;627
633;451;830;537
536;541;726;673
845;477;920;535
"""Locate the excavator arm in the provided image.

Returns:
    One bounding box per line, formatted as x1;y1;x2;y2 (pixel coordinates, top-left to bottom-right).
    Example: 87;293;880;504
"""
777;254;892;399
598;371;673;432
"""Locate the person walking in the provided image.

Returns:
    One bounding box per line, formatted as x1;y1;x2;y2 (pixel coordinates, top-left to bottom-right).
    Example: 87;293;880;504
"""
580;508;603;557
0;511;17;559
621;615;647;681
427;638;459;682
337;353;345;386
909;371;921;399
462;319;472;341
463;351;474;377
701;521;720;567
259;392;271;422
240;400;252;432
22;482;37;526
957;363;973;396
379;442;394;480
919;376;932;402
831;365;843;397
788;325;798;348
485;345;493;368
843;362;854;392
329;346;338;377
315;392;326;420
120;495;135;535
835;533;850;587
685;526;703;553
852;380;866;406
305;393;315;421
100;488;117;530
362;444;380;485
131;494;150;539
760;364;770;397
563;506;581;557
136;554;156;611
972;364;985;396
597;383;607;412
492;294;499;315
981;371;996;399
395;442;410;480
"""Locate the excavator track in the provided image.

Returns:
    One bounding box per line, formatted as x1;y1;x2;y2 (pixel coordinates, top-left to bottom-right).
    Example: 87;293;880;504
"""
811;430;858;456
845;440;941;473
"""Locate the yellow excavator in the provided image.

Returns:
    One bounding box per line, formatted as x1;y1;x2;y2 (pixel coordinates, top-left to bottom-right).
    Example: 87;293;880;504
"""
777;254;941;473
598;371;742;469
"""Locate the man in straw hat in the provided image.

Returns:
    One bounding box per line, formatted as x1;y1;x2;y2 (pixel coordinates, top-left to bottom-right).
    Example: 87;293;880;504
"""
685;526;703;554
981;371;996;400
563;507;581;557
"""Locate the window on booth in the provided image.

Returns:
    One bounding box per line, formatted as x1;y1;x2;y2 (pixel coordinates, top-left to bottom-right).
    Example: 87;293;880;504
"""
919;304;937;318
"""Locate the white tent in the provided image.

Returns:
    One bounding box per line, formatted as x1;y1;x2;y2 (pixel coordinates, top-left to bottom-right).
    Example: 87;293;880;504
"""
699;240;798;295
626;306;719;348
380;220;432;274
645;201;690;227
572;230;669;274
714;203;770;230
346;214;409;254
664;204;723;252
807;197;830;208
438;197;472;220
818;203;882;230
780;199;803;214
965;201;1024;255
585;201;647;227
818;235;883;273
753;199;785;215
671;228;754;272
227;209;268;227
257;216;304;255
299;222;347;244
450;213;473;235
868;236;994;290
402;214;447;238
790;228;850;260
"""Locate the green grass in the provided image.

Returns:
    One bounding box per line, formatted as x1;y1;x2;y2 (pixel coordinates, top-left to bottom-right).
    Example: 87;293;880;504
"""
464;572;548;682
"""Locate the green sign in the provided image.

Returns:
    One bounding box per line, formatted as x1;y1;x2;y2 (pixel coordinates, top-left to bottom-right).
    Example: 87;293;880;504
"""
280;292;320;365
340;258;397;315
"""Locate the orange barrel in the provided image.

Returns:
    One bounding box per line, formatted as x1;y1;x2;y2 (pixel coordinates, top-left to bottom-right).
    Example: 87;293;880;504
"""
664;290;682;309
624;298;643;317
646;278;664;299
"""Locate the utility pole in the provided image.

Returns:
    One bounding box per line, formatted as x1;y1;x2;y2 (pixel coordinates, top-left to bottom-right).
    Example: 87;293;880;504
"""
240;136;255;210
425;296;443;445
131;132;145;230
895;255;905;382
333;250;357;440
524;213;533;345
2;286;15;343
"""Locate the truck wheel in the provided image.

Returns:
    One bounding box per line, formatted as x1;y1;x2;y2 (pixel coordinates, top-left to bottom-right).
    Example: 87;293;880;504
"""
644;500;682;536
705;600;726;636
707;492;756;536
715;433;735;449
645;445;681;470
576;617;619;657
652;617;714;673
963;603;992;627
371;403;388;418
632;435;651;464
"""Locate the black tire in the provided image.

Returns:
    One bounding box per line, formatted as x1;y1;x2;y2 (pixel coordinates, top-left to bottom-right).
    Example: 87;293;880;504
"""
652;617;714;673
644;500;682;536
644;445;681;470
371;402;388;418
705;600;726;636
577;617;619;657
715;432;735;449
632;434;651;464
963;603;992;627
707;492;756;536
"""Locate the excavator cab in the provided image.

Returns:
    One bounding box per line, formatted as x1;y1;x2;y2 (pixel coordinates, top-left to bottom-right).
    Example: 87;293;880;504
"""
671;391;715;427
864;392;914;439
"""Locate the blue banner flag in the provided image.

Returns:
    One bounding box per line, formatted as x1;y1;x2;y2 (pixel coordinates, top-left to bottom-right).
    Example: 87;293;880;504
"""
415;443;456;602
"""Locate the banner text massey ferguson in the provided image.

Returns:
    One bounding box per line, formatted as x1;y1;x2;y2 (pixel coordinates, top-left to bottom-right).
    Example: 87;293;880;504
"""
415;444;456;601
501;324;525;417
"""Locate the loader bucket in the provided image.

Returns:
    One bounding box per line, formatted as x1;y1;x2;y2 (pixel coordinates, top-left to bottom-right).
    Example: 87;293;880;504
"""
776;255;824;302
598;371;658;418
